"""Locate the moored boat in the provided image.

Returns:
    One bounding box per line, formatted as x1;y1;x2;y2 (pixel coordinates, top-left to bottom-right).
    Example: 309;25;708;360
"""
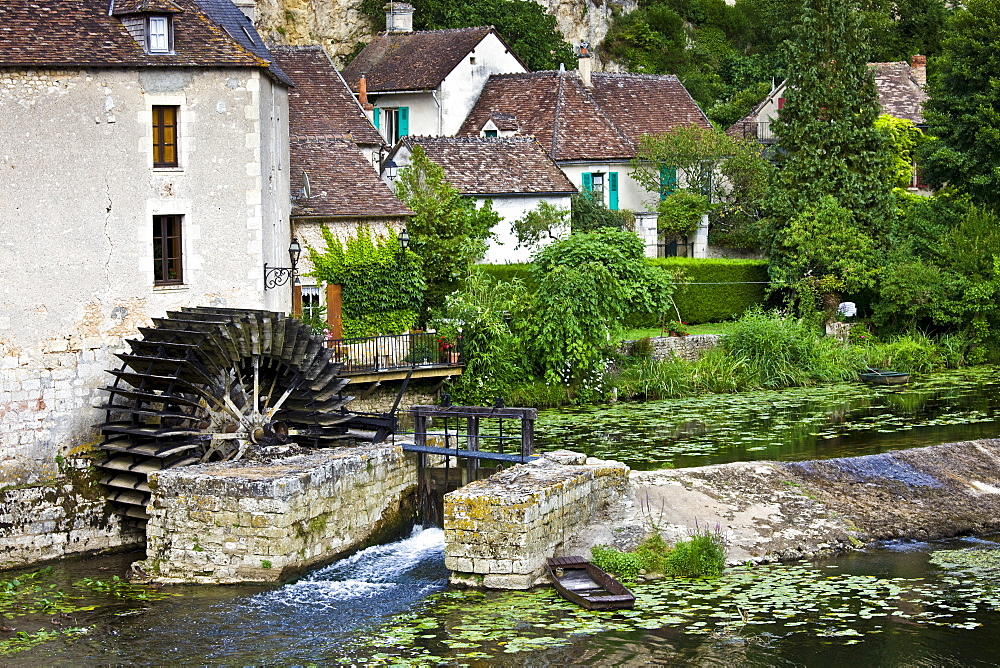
859;369;911;385
546;556;636;611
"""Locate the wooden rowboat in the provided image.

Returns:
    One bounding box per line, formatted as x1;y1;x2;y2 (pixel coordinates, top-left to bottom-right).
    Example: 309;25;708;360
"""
859;369;911;385
546;556;636;611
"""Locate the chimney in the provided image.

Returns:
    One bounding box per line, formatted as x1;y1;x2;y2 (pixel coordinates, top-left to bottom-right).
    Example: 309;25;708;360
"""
578;41;593;88
233;0;258;24
910;54;927;88
385;2;414;33
358;74;373;111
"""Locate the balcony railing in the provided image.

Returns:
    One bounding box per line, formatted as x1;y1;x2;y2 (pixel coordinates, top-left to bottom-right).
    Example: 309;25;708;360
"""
325;332;464;375
732;120;777;143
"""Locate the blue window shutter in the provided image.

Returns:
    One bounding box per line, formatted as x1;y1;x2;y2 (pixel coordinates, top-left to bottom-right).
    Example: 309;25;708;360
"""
609;172;619;210
582;172;593;192
659;166;677;200
398;107;409;137
372;107;381;130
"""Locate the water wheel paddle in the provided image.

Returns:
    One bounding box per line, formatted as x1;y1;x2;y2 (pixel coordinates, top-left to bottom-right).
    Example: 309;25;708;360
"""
95;307;356;525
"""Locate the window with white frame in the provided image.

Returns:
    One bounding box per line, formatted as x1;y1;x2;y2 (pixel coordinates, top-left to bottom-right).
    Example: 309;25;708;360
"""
301;285;323;321
147;16;171;53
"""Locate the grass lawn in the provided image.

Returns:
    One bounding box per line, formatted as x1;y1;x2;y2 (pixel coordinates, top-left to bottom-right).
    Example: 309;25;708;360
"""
622;321;737;341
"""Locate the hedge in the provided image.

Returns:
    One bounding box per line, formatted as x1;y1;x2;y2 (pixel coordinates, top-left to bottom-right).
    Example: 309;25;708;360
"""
649;258;769;325
475;259;768;325
471;263;537;291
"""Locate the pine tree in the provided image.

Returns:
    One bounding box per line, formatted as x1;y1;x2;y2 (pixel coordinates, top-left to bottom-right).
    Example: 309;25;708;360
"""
919;0;1000;210
764;0;894;300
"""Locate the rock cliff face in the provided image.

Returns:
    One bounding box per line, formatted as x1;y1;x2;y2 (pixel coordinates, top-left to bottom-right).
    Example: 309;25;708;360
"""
253;0;634;69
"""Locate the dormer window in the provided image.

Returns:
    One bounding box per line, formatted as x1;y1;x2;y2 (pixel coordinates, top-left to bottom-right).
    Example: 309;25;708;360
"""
113;1;182;55
147;16;171;53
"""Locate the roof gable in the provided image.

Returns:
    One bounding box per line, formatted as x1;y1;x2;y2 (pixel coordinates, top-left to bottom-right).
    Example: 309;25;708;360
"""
271;46;384;146
396;136;576;195
342;26;520;93
0;0;288;85
458;71;710;162
291;138;413;219
873;61;928;124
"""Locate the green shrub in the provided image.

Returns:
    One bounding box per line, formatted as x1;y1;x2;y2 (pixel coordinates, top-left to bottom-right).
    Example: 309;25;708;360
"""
471;263;537;291
614;355;693;400
865;332;945;373
634;533;672;575
722;307;865;388
662;526;727;578
590;545;646;583
646;258;769;324
342;310;417;338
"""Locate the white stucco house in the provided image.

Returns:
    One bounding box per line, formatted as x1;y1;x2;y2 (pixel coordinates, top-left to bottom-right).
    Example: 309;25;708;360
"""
385;136;576;263
458;51;713;256
0;0;293;558
341;6;529;144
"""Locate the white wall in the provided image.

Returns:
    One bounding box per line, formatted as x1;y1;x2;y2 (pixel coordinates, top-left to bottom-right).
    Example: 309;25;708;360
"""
438;32;528;136
476;194;572;264
371;92;440;139
0;66;288;483
558;162;654;213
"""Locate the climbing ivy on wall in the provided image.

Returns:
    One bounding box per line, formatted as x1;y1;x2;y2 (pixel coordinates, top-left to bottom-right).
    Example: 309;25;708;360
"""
309;225;425;337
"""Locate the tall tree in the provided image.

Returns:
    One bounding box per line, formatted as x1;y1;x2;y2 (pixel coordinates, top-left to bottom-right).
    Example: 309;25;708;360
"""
359;0;575;71
918;0;1000;210
764;0;893;306
394;146;498;319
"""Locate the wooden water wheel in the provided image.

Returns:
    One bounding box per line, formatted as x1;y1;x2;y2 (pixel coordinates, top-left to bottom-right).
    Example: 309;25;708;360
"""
96;307;358;525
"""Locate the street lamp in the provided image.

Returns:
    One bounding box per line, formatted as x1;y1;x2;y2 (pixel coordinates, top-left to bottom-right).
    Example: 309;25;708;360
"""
397;228;409;265
383;159;399;181
264;237;302;290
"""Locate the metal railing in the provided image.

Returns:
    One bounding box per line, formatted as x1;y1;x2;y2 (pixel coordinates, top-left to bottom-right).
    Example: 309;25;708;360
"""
325;331;463;374
732;120;777;143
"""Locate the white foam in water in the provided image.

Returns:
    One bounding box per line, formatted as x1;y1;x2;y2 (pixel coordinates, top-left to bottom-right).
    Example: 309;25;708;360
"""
248;526;445;611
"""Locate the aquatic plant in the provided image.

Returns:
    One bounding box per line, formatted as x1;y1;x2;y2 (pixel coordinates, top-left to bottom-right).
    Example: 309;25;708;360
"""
865;331;946;373
662;525;727;578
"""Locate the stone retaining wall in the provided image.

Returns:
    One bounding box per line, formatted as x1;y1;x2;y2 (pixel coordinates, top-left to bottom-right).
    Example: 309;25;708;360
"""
0;460;143;570
622;334;720;362
141;444;419;584
444;451;630;589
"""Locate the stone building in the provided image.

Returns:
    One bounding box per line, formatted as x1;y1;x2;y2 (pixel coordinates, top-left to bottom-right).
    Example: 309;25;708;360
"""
458;54;711;226
385;136;576;263
271;45;414;322
0;0;294;565
341;10;529;142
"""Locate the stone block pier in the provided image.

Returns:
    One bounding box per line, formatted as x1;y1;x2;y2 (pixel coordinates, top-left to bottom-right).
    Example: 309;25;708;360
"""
140;443;418;584
444;451;630;589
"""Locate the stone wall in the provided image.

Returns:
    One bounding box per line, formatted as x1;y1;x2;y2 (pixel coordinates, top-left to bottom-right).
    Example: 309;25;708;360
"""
0;459;143;570
444;450;630;589
141;444;419;584
623;334;721;362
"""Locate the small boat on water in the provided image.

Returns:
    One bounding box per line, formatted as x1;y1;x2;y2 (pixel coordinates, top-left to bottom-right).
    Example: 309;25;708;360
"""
546;556;636;611
859;368;911;385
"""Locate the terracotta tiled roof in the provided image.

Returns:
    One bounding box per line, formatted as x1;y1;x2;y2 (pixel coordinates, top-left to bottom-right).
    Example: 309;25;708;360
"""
489;113;519;131
342;26;525;93
396;136;576;196
271;46;384;146
112;0;184;14
873;61;927;124
727;61;928;135
458;71;710;162
0;0;290;85
291;137;413;219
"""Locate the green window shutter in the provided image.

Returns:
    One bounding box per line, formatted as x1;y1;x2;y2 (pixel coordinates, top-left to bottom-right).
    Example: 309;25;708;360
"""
659;166;677;200
373;107;381;130
582;172;593;192
398;107;409;137
609;172;619;210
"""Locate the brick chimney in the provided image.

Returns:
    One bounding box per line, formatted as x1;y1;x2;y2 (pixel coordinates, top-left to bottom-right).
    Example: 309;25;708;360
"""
910;54;927;88
358;74;373;111
385;2;414;33
578;41;593;88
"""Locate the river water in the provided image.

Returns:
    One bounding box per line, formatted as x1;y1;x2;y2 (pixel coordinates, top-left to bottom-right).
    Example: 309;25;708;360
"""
5;368;1000;665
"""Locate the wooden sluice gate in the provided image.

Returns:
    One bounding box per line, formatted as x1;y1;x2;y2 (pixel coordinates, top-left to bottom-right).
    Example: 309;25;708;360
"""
400;402;539;524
